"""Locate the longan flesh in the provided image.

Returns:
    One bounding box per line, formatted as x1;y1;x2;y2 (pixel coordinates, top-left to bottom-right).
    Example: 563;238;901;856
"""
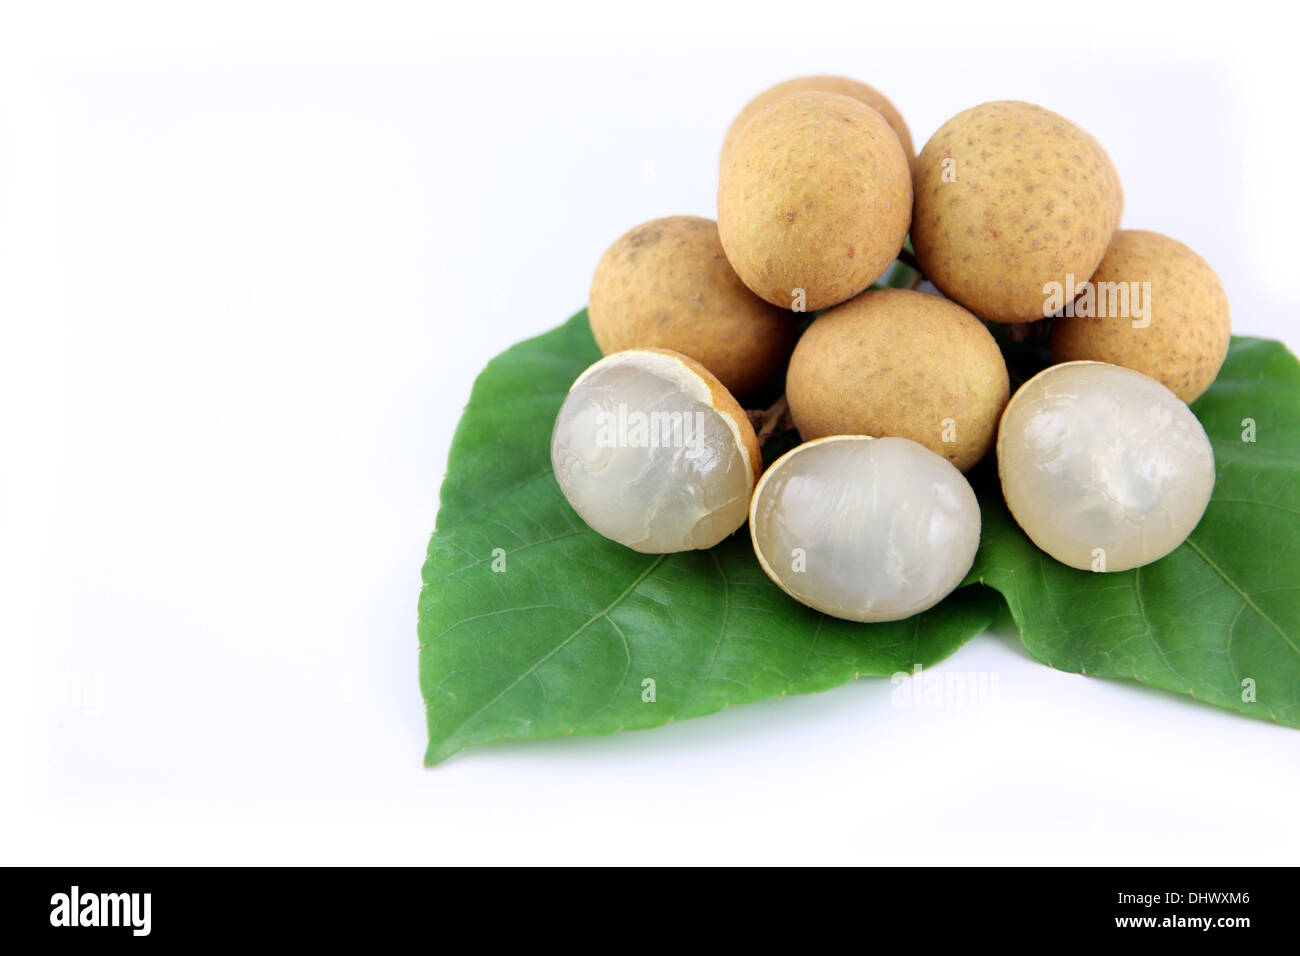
912;100;1122;323
750;436;981;623
718;91;912;311
997;362;1215;572
551;351;758;554
588;216;793;399
785;289;1009;471
1050;230;1231;404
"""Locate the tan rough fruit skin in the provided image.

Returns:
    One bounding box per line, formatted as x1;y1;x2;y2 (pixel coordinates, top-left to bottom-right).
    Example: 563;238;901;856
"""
1083;128;1125;225
1050;230;1231;403
785;289;1009;471
717;91;912;312
912;100;1122;323
588;216;794;399
720;75;915;172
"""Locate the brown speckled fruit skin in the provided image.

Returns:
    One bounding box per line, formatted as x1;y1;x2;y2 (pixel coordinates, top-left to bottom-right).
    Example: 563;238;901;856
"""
1050;230;1231;403
717;91;912;312
786;289;1009;471
720;75;915;172
588;215;794;399
912;101;1122;323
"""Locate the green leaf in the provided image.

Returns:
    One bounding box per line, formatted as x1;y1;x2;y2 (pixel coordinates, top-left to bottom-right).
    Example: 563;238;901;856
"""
420;312;1299;765
968;337;1300;726
418;311;998;765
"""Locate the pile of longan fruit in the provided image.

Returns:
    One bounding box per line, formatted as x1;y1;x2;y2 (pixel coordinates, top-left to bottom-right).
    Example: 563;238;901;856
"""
550;76;1230;624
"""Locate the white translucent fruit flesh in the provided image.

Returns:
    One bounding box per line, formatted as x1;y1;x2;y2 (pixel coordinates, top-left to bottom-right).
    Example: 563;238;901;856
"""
551;349;759;553
997;361;1215;572
749;436;981;623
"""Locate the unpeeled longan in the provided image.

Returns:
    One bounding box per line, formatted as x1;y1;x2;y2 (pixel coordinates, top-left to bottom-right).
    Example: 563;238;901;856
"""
588;215;793;399
720;75;915;172
911;100;1123;323
717;92;912;312
786;289;1009;471
1050;229;1230;403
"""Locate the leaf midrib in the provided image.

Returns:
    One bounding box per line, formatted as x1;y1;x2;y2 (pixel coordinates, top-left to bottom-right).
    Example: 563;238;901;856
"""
431;554;668;749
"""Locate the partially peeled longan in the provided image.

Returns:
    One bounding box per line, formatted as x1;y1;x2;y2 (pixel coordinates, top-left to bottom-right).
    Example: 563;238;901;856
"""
551;349;761;554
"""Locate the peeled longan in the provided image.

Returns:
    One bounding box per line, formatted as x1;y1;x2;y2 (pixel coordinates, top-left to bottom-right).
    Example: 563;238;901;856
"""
717;91;912;312
912;100;1123;323
720;75;915;172
1049;230;1230;403
785;289;1009;471
588;215;794;399
998;362;1215;572
750;436;980;622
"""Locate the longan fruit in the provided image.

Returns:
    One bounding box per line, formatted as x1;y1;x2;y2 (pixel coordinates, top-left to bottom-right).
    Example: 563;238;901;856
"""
588;215;794;399
1049;230;1231;403
785;289;1009;471
720;75;915;172
718;92;912;312
750;436;980;622
912;100;1123;323
998;361;1215;571
551;348;762;554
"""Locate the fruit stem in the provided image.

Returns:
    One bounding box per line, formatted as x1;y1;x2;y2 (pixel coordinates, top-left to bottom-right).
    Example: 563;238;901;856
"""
1008;318;1050;342
752;394;793;447
895;247;923;275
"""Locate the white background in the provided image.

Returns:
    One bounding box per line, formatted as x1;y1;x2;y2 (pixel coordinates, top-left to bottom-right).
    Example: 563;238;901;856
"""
3;1;1298;865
